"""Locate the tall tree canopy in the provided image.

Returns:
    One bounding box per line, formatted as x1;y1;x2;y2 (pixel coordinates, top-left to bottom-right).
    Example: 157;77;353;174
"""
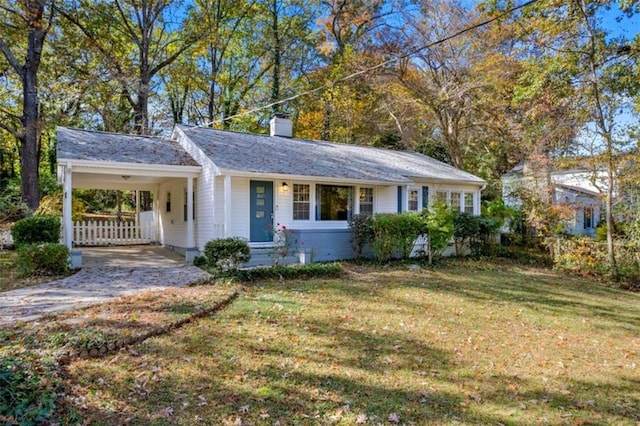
1;0;638;212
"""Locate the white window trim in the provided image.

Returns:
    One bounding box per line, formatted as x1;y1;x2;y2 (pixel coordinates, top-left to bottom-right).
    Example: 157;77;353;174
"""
292;182;312;222
432;188;480;214
358;186;375;216
315;183;355;222
407;187;419;212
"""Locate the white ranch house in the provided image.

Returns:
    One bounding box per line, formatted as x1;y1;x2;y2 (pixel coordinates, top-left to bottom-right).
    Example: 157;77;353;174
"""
57;116;485;265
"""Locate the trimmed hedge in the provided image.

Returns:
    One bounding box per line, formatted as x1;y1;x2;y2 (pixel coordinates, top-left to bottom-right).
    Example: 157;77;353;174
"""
11;216;61;247
16;243;70;277
234;262;343;282
201;237;251;273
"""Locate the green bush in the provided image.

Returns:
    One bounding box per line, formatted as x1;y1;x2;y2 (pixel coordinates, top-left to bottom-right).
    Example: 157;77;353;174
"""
370;213;425;262
202;237;251;273
16;243;70;277
421;202;455;263
192;255;207;268
0;353;58;424
453;212;502;256
348;214;374;260
453;212;480;256
11;216;61;247
235;262;343;282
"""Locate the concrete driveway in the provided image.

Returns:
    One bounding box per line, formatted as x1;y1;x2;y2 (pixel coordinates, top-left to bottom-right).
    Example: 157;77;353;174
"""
0;246;211;325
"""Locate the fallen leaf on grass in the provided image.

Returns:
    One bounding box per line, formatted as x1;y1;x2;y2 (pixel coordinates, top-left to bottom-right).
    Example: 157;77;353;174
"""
157;407;174;417
389;412;400;423
355;413;368;424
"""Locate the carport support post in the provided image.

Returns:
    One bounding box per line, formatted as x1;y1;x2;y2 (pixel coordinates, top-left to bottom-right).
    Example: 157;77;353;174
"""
135;190;140;238
63;162;73;250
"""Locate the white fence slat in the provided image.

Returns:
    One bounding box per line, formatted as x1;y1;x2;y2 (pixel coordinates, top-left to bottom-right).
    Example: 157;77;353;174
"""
72;219;153;246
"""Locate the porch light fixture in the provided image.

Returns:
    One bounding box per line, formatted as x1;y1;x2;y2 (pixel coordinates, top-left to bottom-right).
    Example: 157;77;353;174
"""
282;182;289;191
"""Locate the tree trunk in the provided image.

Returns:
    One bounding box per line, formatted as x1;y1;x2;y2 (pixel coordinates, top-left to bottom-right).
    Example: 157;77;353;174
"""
134;76;150;135
18;1;49;211
20;67;40;211
577;0;618;278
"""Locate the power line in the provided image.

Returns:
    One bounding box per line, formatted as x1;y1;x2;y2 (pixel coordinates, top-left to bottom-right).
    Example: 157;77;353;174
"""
200;0;540;128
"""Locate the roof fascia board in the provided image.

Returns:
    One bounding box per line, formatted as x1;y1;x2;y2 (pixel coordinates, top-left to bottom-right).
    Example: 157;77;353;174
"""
409;177;486;187
217;168;409;185
173;126;222;175
72;182;162;191
58;158;201;177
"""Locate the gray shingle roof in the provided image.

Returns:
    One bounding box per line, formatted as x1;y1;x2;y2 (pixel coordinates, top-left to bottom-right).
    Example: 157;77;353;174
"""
178;125;485;185
57;127;199;166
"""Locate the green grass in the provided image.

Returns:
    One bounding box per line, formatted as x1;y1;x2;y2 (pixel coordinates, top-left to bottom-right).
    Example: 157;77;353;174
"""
63;259;640;425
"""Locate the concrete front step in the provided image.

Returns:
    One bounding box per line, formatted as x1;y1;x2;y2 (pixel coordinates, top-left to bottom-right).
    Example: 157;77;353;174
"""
243;246;300;268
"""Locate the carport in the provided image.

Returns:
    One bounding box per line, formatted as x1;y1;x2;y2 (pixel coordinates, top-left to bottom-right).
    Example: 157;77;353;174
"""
56;127;201;265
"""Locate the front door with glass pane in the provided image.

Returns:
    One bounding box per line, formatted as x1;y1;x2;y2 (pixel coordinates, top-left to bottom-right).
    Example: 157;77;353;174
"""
250;181;273;242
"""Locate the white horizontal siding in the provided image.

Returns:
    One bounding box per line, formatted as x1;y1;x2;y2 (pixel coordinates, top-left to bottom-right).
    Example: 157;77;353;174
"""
230;177;250;239
173;128;219;250
376;185;398;214
157;179;191;249
217;177;484;241
214;176;225;233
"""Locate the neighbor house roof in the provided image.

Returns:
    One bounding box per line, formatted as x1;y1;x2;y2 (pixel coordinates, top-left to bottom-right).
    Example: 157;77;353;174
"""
555;183;601;197
176;125;485;185
57;127;199;166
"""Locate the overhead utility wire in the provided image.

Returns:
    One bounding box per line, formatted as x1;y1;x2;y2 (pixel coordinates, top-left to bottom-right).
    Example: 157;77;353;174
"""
201;0;540;128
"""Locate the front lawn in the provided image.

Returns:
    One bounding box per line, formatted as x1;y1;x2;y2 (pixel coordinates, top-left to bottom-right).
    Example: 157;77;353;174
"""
62;260;640;425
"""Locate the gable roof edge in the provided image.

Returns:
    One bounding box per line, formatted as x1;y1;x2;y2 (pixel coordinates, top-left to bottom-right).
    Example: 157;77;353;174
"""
173;125;222;175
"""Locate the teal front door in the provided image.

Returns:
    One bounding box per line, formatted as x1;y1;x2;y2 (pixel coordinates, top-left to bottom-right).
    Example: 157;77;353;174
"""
250;181;274;242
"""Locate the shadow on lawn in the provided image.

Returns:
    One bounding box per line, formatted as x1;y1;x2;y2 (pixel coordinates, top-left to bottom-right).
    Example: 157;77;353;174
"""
71;329;640;425
65;264;640;425
74;353;515;425
387;264;640;332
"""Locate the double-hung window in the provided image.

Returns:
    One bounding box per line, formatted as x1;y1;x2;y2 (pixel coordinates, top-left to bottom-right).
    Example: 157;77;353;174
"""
464;193;474;214
434;190;472;213
408;189;419;211
293;184;311;220
450;192;461;211
359;188;374;216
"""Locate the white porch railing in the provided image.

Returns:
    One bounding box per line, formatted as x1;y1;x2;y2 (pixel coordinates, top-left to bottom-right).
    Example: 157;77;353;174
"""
73;220;154;246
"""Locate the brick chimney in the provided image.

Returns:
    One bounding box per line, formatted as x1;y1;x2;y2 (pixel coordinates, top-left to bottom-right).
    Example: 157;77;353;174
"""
269;113;293;138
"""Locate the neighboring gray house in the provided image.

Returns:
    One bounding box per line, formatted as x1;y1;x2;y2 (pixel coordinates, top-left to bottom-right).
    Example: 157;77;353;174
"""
57;116;485;264
502;161;607;236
